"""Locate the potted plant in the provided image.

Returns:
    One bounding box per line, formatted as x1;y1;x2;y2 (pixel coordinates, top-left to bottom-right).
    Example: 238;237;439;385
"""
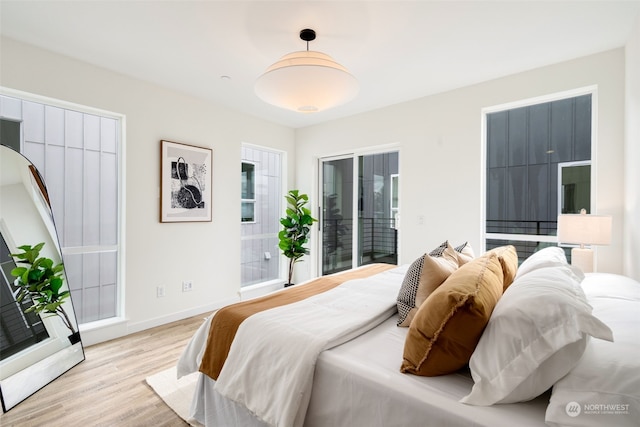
10;242;80;344
278;190;317;286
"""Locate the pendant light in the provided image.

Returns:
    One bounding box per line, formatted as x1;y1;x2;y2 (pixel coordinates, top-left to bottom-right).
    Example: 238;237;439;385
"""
255;29;358;113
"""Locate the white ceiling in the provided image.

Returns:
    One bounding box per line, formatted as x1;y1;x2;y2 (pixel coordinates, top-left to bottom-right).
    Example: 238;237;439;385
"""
2;1;639;128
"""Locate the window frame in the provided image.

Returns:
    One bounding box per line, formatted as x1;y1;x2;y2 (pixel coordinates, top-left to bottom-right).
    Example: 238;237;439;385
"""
390;173;399;229
239;144;285;292
481;86;597;253
0;86;126;329
241;161;257;224
558;160;591;215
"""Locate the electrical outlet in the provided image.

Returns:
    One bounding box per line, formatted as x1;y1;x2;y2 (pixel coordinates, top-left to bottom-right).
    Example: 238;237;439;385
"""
182;281;193;292
156;286;165;298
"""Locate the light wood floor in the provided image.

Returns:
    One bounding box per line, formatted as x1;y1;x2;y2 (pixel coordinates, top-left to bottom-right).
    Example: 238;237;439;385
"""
0;313;210;427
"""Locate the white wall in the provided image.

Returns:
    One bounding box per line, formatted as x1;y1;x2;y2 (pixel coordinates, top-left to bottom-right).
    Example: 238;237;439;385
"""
0;37;296;345
295;49;626;282
0;35;633;346
625;15;640;281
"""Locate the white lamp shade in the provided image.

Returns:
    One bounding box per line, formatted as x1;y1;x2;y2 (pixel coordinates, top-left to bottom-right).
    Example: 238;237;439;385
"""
557;213;612;246
255;50;358;113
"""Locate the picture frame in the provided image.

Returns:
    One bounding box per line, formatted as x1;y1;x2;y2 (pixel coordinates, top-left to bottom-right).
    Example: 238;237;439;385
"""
160;140;213;222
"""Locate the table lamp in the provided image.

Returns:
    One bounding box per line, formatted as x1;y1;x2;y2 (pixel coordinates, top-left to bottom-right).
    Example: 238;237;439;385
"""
557;209;612;273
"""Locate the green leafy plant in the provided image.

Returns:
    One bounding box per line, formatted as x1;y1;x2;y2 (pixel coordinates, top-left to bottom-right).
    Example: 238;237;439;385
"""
10;242;76;334
278;190;318;286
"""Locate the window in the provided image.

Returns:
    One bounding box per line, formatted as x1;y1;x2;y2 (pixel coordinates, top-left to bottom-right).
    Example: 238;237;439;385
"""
559;161;591;214
241;162;256;222
0;93;122;325
484;93;592;262
240;145;283;287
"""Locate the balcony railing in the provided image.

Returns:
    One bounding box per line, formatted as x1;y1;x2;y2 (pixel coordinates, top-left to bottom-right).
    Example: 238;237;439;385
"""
322;217;397;275
486;219;571;264
486;219;558;236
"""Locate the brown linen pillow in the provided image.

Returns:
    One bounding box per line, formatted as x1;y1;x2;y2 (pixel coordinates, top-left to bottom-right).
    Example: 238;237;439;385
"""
482;245;518;290
396;243;459;327
401;253;504;376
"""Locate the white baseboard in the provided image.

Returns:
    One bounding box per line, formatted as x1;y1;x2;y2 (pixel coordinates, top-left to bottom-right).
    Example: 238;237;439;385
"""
80;296;239;347
80;318;128;347
239;280;285;300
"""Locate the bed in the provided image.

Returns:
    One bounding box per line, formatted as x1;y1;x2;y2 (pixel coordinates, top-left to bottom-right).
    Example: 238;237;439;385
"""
177;244;640;427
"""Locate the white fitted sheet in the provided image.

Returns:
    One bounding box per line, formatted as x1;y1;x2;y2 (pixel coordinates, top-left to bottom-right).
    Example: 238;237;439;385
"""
305;315;548;427
189;315;548;427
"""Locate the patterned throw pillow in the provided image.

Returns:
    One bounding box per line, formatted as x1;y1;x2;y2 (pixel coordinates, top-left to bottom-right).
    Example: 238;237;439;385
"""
454;241;475;265
396;243;459;327
430;240;475;264
397;256;426;325
428;241;449;257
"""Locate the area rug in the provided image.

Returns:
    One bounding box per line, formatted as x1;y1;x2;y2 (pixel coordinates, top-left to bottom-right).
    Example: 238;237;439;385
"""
146;366;203;426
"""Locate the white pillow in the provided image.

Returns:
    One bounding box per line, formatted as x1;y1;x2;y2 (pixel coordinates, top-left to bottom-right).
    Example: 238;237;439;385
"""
580;272;640;301
515;246;568;279
460;264;613;406
545;273;640;427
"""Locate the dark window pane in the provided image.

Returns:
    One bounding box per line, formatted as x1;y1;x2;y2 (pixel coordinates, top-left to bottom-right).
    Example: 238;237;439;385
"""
508;107;527;166
550;98;573;163
527;164;550;225
507;165;527;222
487;112;507;168
487;168;506;225
574;95;592;160
241;162;255;199
528;103;549;165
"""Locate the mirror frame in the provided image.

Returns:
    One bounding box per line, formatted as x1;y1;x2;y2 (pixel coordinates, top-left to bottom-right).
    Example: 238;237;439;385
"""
0;144;85;412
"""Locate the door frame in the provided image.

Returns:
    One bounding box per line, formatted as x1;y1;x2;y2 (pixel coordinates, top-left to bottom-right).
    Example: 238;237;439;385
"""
317;145;400;276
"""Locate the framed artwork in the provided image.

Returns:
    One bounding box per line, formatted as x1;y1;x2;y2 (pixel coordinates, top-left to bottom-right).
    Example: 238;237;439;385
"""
160;140;212;222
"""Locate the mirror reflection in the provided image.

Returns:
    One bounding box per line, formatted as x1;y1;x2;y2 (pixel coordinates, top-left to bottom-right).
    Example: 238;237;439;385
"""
0;143;84;412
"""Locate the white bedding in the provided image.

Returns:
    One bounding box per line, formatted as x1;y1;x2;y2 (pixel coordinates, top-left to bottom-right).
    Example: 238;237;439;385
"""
305;315;548;427
183;315;548;427
180;267;640;427
214;266;407;427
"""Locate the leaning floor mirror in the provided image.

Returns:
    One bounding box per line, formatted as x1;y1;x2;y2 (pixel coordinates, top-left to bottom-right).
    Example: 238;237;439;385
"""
0;143;85;412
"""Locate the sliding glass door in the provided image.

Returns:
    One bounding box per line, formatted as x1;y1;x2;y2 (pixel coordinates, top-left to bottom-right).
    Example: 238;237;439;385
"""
320;151;399;275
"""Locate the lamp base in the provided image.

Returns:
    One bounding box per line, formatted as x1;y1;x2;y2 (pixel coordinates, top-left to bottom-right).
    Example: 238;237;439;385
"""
571;247;594;273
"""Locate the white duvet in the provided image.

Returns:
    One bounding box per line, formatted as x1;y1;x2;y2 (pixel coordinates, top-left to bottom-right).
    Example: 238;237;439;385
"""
213;266;406;427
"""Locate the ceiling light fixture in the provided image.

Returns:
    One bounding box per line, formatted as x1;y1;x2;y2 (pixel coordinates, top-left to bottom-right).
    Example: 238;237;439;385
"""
255;28;358;113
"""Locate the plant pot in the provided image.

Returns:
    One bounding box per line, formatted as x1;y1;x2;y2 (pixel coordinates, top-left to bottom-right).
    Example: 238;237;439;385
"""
68;331;81;345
